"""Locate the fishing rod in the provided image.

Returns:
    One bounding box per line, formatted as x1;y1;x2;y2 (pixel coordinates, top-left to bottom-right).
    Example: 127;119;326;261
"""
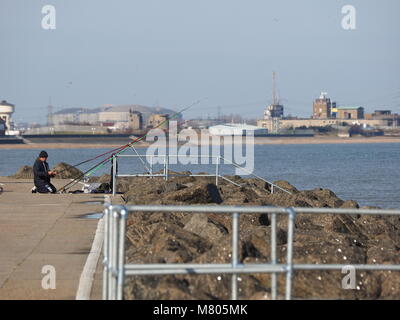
57;124;162;193
58;131;151;193
58;100;203;193
54;143;131;176
55;146;126;175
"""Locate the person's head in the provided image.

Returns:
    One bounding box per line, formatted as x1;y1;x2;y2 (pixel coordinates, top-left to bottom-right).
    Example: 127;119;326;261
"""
38;150;48;162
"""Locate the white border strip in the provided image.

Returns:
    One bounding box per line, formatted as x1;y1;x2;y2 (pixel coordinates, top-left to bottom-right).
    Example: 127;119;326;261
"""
75;196;109;300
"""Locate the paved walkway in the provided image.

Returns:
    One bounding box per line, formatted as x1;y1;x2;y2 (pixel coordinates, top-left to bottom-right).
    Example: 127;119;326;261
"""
0;177;104;300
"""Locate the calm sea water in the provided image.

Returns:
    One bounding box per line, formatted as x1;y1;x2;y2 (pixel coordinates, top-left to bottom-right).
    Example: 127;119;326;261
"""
0;143;399;209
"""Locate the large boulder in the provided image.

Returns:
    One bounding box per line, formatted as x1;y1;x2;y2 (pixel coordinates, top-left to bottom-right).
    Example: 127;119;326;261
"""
52;162;83;179
272;180;299;194
12;162;83;180
11;165;34;179
165;183;223;204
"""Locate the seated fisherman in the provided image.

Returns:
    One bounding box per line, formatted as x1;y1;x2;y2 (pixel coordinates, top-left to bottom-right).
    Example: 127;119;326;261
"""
32;150;57;193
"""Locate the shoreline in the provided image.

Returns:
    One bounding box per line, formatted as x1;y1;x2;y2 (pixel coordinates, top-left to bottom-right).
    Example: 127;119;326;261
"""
251;135;400;145
0;136;400;150
0;142;146;150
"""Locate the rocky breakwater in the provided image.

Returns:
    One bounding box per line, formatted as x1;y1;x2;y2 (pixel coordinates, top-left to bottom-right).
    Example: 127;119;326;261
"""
111;171;400;300
11;162;83;179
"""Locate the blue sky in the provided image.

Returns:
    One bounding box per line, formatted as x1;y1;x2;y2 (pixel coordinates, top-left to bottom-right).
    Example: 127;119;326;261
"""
1;0;399;123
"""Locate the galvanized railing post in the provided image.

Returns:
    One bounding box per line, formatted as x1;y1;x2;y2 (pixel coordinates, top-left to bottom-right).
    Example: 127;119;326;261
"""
285;208;296;300
166;155;169;181
231;212;239;300
112;156;117;196
107;205;114;299
271;212;277;300
149;155;153;178
117;207;127;300
163;155;169;181
111;207;120;299
271;184;274;194
216;156;220;186
102;206;110;300
162;156;166;180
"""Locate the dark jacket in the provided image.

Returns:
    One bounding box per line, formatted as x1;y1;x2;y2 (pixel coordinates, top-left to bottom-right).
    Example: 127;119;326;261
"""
33;158;51;187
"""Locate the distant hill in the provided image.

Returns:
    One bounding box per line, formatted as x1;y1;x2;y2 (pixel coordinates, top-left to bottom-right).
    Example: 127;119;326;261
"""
53;104;179;117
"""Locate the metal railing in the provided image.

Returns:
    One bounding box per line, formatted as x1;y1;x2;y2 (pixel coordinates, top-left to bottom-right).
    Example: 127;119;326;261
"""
102;204;400;300
111;154;291;196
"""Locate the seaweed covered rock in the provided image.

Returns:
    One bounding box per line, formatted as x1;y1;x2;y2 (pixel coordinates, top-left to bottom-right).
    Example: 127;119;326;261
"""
11;165;34;179
272;180;299;194
51;162;83;179
90;174;111;184
11;162;82;180
165;183;223;204
119;174;400;300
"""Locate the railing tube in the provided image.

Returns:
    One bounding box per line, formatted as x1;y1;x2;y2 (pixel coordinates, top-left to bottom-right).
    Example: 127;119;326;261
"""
166;155;169;181
231;212;239;300
216;156;220;186
149;156;153;178
102;206;109;300
285;208;296;300
271;212;277;300
117;208;127;300
112;156;117;196
111;208;120;299
107;206;114;299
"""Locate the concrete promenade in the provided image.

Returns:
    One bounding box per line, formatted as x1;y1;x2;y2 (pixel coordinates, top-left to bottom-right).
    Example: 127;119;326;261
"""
0;177;104;300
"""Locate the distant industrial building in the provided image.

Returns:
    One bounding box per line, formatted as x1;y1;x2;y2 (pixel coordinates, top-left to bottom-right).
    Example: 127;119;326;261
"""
312;92;336;119
264;104;284;119
336;106;364;120
147;114;169;130
183;118;224;129
0;118;5;135
0;100;15;132
259;72;285;133
258;91;399;131
365;110;400;127
312;92;365;120
371;110;391;117
258;114;398;131
365;110;398;121
128;110;143;130
50;104;178;129
312;93;365;120
209;124;268;136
